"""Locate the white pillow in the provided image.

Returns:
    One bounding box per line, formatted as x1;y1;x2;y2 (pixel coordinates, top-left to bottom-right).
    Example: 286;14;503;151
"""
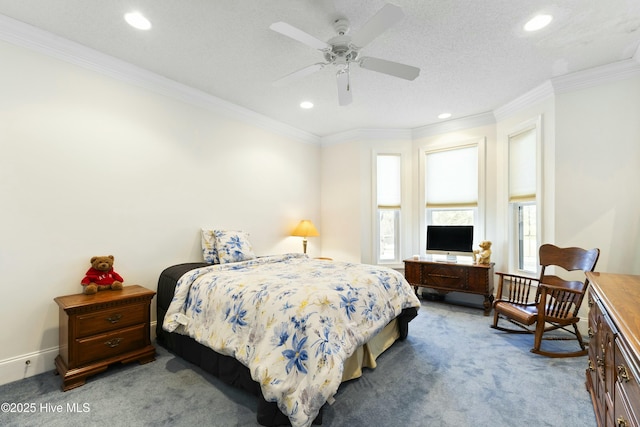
214;230;256;264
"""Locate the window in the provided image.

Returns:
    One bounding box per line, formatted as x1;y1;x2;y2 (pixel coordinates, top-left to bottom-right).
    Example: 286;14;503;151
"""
425;145;478;227
376;154;401;263
508;126;538;273
516;202;537;271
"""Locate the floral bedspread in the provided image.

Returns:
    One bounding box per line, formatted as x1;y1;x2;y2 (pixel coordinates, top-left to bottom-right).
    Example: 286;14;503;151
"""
163;253;420;427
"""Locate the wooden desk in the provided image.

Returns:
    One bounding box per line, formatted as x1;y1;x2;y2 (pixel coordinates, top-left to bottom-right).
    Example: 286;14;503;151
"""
585;272;640;427
403;259;494;315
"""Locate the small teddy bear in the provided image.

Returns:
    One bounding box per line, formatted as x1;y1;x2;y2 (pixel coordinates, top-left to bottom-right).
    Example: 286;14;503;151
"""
81;255;124;295
473;241;492;265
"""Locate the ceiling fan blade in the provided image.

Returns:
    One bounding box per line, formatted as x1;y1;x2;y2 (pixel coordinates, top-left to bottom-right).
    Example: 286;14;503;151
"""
359;56;420;80
269;21;330;51
350;3;404;49
273;63;326;87
336;70;352;106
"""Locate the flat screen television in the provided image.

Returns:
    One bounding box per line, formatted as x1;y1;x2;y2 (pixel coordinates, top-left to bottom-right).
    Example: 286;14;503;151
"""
426;225;474;259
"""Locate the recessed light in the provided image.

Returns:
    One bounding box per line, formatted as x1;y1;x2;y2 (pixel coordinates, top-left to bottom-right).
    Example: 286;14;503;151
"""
300;101;314;109
438;113;452;119
524;14;552;32
124;12;152;30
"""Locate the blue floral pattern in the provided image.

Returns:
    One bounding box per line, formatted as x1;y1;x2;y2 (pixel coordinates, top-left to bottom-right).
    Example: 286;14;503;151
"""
214;229;256;264
163;253;420;427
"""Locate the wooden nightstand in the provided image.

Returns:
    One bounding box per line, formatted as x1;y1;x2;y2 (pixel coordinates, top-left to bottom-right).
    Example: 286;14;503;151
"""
54;285;156;391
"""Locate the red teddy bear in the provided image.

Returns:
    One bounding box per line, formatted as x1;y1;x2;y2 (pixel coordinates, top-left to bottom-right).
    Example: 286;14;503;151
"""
81;255;124;295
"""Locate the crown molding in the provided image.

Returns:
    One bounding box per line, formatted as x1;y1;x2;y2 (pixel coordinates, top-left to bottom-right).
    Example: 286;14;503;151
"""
2;14;638;145
551;58;640;94
320;128;413;145
411;112;496;139
493;81;554;122
494;58;640;121
0;14;320;145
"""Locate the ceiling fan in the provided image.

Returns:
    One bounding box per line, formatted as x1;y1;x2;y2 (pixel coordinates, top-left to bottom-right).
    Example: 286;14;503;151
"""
269;3;421;106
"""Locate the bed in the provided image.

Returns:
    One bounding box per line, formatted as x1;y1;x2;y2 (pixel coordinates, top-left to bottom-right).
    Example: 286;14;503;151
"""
156;253;420;427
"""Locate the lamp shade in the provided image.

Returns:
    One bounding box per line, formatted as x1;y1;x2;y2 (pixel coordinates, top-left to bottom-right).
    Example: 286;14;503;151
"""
291;220;319;237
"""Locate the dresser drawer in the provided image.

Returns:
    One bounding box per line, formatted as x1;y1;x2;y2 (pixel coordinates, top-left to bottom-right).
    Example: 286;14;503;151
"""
75;324;146;366
615;383;639;427
76;303;147;337
616;339;640;417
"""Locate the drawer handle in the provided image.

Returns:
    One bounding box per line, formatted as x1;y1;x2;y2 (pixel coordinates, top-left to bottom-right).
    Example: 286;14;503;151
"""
597;355;606;379
616;416;628;427
106;314;122;324
617;365;630;383
104;338;123;348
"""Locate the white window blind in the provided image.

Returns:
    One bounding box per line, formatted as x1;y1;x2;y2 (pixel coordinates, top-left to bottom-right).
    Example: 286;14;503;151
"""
509;128;536;202
377;155;401;208
425;146;478;208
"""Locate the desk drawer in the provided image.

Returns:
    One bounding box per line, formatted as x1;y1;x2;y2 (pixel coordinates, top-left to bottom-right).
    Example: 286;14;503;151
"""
76;304;146;337
75;324;146;366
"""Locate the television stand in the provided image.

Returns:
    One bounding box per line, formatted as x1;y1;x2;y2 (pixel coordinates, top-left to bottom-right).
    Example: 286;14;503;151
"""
403;259;495;315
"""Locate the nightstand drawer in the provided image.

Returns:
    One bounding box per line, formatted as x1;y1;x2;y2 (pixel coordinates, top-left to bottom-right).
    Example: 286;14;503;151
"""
76;304;147;337
75;324;146;366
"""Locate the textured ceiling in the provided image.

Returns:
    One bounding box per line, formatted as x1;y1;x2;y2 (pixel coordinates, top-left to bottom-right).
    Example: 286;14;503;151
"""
0;0;639;137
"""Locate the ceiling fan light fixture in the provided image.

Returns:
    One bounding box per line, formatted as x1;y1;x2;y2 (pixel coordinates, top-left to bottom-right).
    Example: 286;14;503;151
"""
125;11;152;30
524;14;552;32
269;3;419;106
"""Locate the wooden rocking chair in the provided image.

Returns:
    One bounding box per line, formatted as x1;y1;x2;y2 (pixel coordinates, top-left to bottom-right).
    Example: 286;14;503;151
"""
491;244;600;357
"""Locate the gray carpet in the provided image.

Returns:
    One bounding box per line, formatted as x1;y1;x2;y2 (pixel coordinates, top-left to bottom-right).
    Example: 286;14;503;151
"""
0;299;596;427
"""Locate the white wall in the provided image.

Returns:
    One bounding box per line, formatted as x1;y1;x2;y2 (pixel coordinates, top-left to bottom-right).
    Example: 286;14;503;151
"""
320;136;415;265
0;40;320;382
555;76;640;274
319;140;364;263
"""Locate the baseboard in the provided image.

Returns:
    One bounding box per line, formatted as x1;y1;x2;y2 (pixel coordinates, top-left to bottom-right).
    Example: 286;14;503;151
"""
0;321;158;387
151;320;157;340
0;346;59;387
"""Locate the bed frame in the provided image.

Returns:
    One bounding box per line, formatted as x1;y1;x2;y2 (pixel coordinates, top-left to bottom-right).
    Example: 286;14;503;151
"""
155;262;418;426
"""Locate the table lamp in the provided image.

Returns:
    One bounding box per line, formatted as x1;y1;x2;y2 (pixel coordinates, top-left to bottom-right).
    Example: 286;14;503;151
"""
291;220;319;254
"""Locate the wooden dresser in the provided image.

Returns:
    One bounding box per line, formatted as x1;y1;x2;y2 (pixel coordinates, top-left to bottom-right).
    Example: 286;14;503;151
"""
585;272;640;427
403;259;494;315
54;285;156;391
